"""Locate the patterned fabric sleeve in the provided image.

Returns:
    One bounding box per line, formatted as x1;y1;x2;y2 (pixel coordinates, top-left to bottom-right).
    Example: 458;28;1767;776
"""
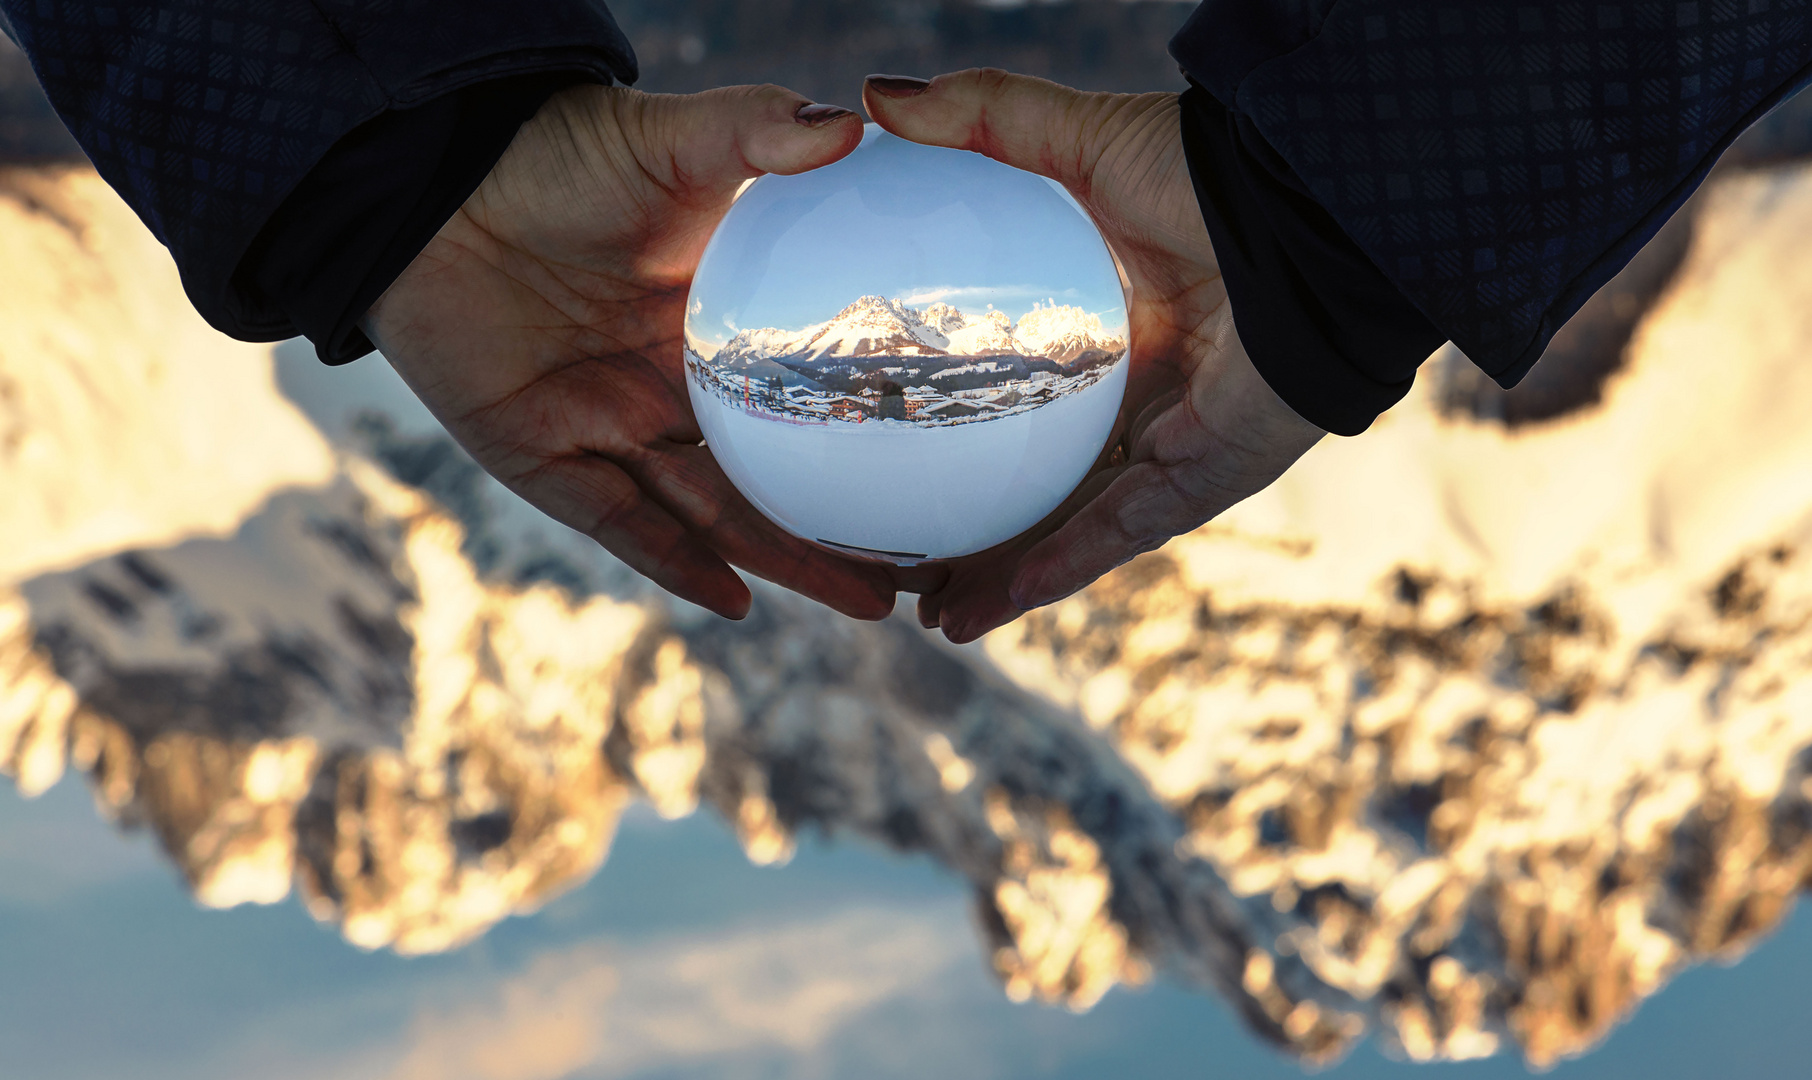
0;0;636;337
1172;1;1812;433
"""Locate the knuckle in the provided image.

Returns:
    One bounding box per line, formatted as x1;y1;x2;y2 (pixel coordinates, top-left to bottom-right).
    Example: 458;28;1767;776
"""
715;83;793;113
974;67;1013;93
586;502;636;542
579;473;642;534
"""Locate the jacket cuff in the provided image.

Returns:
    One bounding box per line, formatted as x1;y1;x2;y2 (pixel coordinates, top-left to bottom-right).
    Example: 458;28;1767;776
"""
1178;84;1446;437
144;4;634;342
235;74;577;365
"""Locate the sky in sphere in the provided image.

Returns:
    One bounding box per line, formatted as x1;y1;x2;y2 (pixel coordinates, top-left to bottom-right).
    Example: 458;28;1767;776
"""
686;126;1130;350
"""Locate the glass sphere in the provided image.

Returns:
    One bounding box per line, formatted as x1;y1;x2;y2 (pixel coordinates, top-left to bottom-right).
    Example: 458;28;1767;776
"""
685;125;1130;564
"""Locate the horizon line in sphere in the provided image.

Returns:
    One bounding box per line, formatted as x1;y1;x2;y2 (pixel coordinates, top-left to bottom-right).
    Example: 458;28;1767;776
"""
686;292;1130;351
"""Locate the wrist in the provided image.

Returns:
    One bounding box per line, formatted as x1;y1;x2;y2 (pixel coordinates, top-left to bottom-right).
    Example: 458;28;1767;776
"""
248;74;583;367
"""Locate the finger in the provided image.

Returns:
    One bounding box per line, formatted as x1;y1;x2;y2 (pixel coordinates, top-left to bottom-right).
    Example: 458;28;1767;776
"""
999;334;1323;615
919;400;1134;642
863;68;1132;189
632;443;899;621
1008;461;1224;611
647;83;865;195
916;591;943;630
528;355;896;620
914;419;1129;643
937;567;1026;644
515;454;756;619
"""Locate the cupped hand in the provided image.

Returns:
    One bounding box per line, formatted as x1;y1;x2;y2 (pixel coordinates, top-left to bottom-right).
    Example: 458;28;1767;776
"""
863;71;1327;643
363;84;897;621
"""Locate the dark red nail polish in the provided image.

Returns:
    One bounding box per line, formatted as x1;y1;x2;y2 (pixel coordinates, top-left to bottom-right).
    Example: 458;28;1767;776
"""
795;103;855;126
866;75;932;98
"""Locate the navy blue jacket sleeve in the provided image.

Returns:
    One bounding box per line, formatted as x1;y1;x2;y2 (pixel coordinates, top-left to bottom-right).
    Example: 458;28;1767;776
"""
0;1;636;351
1172;1;1812;434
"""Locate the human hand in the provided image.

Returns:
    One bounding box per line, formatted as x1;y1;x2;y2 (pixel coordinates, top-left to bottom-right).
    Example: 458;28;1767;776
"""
363;84;897;621
863;71;1327;643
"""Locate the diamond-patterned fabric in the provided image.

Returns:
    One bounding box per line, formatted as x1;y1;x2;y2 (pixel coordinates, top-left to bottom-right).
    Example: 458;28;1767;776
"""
0;0;635;333
1175;1;1812;384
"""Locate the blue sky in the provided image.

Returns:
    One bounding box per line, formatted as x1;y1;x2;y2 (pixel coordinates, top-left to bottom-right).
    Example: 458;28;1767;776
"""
686;126;1129;348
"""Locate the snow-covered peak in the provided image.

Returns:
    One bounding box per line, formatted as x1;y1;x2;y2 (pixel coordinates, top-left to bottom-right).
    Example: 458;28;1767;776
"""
946;309;1017;356
1013;302;1124;364
682;327;720;363
919;302;969;337
788;294;948;360
709;297;1126;366
834;294;919;326
714;326;807;368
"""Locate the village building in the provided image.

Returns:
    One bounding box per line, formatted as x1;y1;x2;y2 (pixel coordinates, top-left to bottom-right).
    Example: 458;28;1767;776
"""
828;397;873;422
688;343;1118;428
919;398;1005;421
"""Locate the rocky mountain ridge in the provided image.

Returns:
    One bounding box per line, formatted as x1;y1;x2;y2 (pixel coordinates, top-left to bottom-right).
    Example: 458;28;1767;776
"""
8;161;1812;1071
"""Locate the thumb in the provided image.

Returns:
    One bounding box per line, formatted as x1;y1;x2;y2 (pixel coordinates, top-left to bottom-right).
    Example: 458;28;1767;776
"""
648;84;864;193
862;69;1125;189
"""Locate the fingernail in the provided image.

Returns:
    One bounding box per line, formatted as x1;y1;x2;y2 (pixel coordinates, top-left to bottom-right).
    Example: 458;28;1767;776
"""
866;75;932;98
795;103;856;126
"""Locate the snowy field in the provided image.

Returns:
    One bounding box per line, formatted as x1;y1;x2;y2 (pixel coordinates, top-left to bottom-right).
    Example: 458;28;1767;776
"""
692;358;1128;561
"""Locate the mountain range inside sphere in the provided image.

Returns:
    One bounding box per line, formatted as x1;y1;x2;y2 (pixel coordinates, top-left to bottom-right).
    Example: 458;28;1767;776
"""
687;295;1127;427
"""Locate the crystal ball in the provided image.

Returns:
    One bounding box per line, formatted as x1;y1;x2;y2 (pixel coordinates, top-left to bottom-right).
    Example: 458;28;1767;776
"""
685;125;1130;564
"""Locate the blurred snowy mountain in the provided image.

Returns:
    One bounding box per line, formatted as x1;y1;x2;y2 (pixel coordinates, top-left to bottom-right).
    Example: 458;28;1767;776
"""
8;156;1812;1069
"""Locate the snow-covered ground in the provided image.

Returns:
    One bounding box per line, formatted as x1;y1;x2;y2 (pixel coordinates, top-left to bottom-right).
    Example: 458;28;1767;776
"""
691;357;1127;561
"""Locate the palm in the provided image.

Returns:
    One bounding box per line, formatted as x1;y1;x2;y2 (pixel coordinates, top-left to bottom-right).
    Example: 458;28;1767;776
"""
364;85;894;621
866;73;1325;642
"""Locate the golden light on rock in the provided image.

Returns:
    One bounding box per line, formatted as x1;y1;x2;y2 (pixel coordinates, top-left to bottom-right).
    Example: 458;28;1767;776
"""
7;158;1812;1070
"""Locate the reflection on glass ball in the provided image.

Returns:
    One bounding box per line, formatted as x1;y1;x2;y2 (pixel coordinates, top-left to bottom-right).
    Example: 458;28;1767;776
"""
685;125;1130;564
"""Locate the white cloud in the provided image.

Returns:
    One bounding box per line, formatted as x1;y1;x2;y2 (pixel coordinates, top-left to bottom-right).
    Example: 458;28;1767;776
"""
33;886;1115;1080
389;909;965;1080
250;908;976;1080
